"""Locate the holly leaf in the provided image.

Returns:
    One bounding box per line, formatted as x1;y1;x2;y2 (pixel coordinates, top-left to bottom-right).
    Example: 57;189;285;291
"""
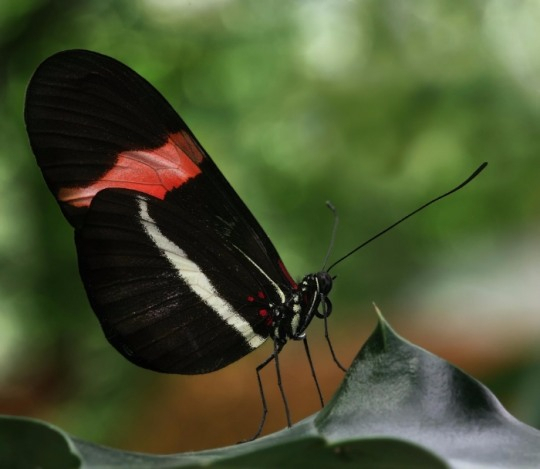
2;310;539;468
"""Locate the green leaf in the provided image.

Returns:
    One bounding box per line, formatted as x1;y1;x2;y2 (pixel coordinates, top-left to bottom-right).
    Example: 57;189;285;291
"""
0;416;80;469
73;435;445;468
2;310;539;468
315;308;540;468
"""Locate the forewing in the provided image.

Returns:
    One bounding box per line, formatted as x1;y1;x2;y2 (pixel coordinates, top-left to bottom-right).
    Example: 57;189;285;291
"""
25;49;296;291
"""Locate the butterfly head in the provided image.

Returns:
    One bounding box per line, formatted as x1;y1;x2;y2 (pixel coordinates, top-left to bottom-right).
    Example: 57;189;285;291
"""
270;271;333;343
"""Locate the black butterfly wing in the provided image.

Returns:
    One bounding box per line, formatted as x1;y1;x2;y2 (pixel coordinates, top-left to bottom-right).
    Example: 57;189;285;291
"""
25;49;297;373
77;188;281;374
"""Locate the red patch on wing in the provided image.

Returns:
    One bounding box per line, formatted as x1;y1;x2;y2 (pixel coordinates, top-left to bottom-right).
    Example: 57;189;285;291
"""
58;131;204;208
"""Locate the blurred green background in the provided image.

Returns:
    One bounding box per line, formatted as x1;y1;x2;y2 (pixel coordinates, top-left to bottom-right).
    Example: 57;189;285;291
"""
1;0;540;453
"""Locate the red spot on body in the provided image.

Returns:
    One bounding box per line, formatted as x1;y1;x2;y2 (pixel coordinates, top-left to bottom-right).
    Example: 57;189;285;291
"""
247;295;255;302
257;291;265;299
259;309;268;317
58;131;204;208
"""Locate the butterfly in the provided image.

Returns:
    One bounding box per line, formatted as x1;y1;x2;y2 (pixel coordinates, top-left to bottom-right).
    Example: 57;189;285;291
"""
25;49;486;440
24;49;343;439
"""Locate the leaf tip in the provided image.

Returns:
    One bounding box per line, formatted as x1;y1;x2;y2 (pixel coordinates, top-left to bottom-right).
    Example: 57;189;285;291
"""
372;301;383;321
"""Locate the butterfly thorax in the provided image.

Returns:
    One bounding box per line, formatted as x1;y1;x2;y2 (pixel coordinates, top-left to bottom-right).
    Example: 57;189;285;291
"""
271;271;333;344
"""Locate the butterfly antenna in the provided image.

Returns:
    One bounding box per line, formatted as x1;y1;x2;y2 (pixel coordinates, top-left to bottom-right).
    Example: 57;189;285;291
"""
327;162;488;273
321;201;339;271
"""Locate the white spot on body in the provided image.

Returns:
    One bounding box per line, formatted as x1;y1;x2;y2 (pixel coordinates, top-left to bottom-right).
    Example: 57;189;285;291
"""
290;313;301;335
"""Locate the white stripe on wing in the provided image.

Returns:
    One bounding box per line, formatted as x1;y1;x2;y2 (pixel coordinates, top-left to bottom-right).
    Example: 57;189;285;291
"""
137;197;266;350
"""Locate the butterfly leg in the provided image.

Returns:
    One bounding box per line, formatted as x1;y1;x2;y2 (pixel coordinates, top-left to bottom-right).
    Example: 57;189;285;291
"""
272;339;291;429
302;337;325;407
322;297;347;372
241;340;285;442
